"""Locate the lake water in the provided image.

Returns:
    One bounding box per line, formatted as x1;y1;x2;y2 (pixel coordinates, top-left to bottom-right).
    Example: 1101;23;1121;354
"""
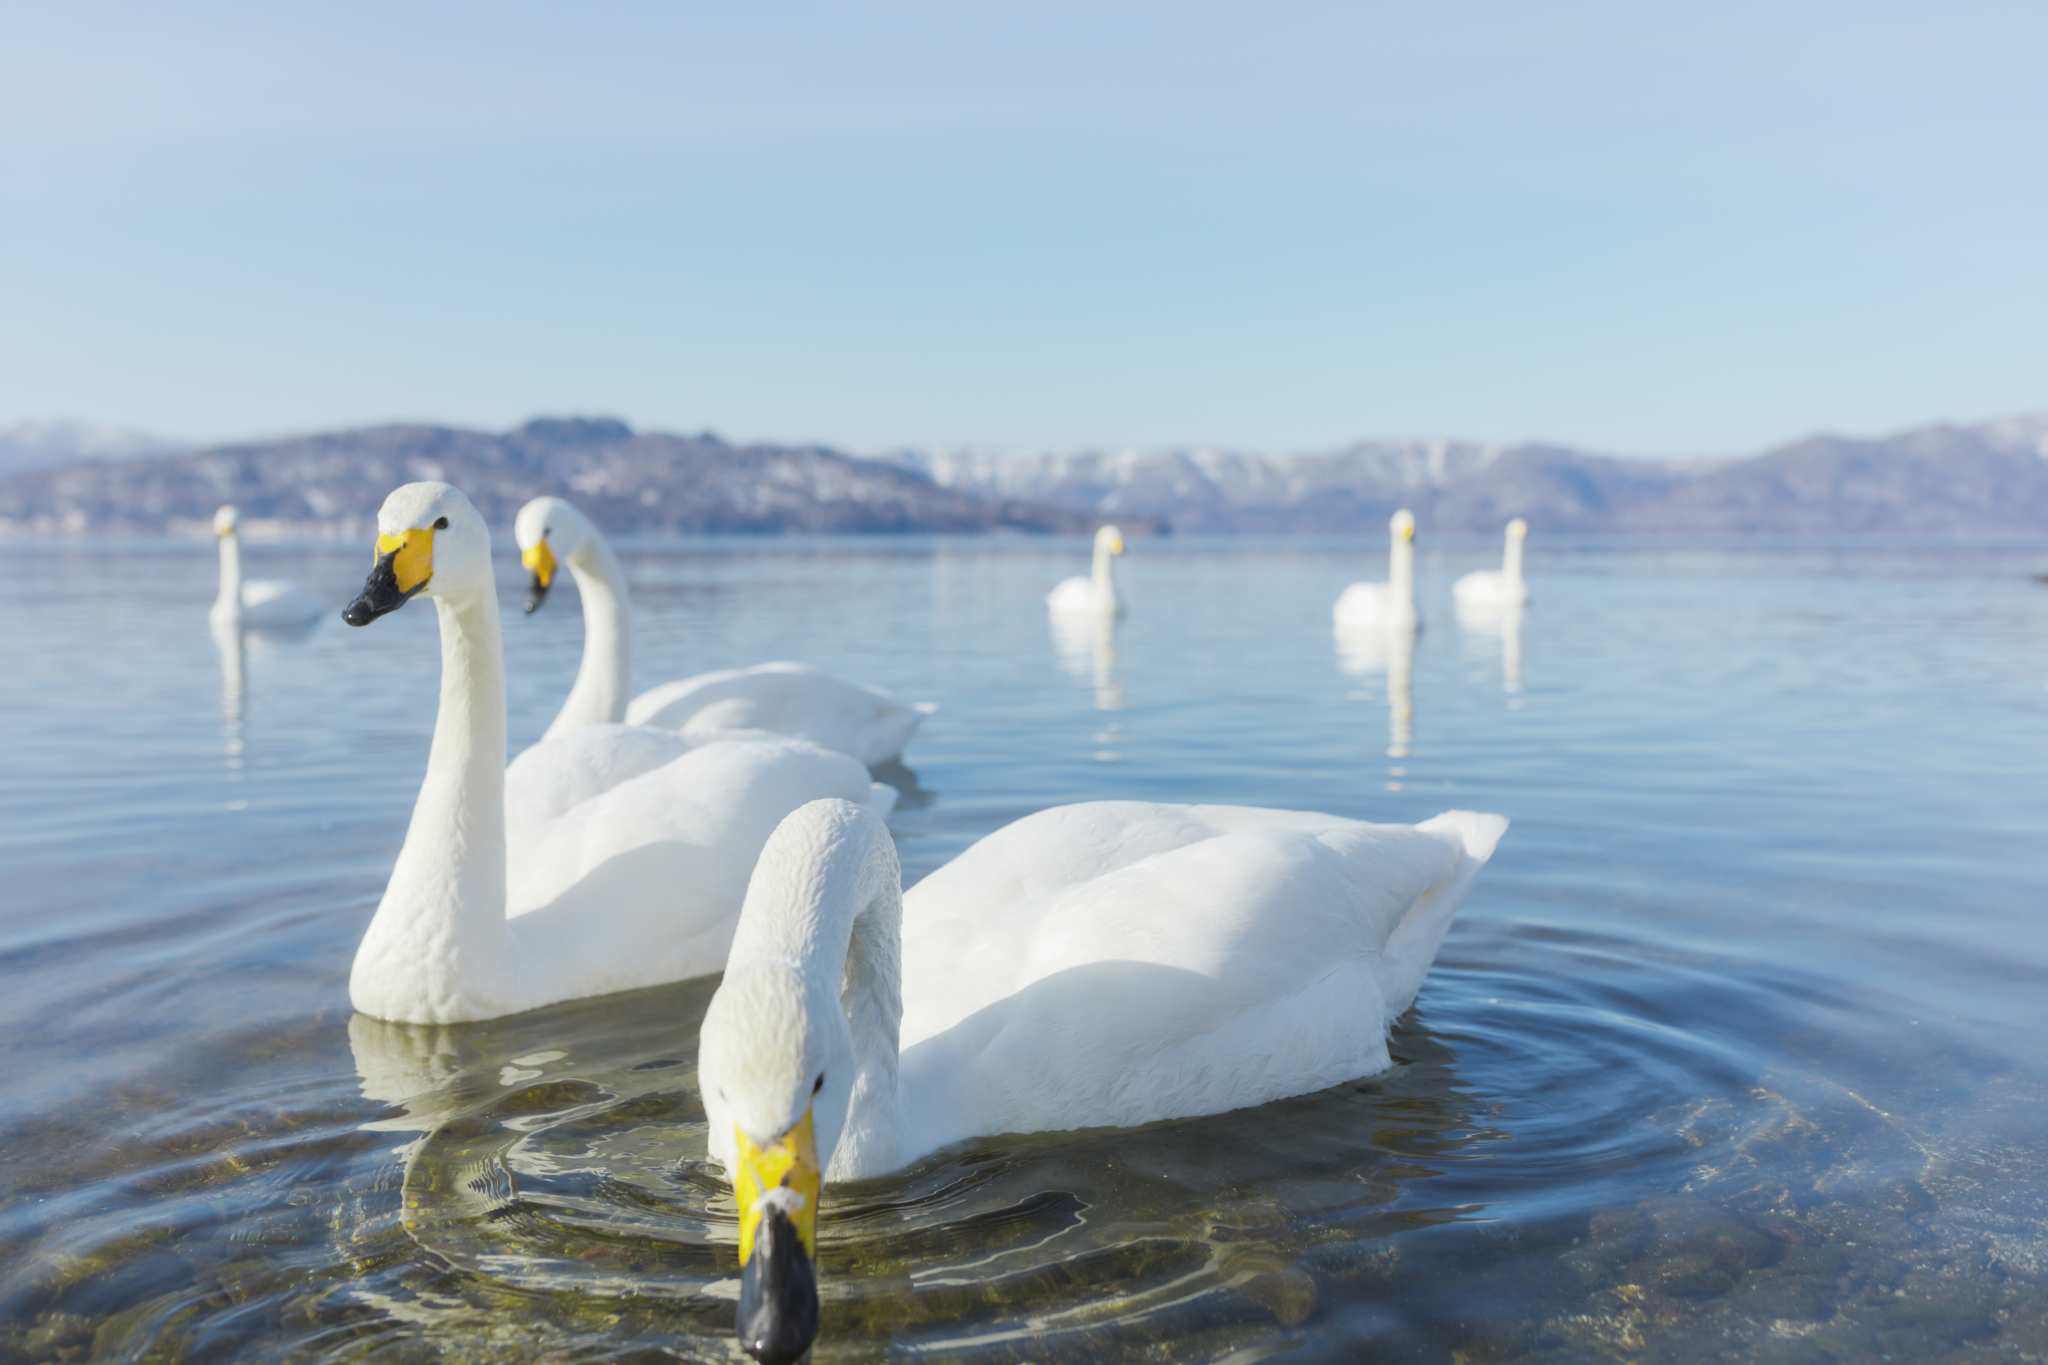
3;533;2046;1364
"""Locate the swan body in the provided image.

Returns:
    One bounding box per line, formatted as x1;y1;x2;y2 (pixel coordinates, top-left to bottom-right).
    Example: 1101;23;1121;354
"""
1453;518;1531;609
515;497;932;764
1047;525;1125;615
700;797;1506;1362
1333;509;1418;629
209;505;323;629
341;483;891;1025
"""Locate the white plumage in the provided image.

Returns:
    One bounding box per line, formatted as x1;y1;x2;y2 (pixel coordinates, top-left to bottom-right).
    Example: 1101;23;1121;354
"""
1332;508;1419;629
701;796;1507;1185
208;505;324;629
344;484;891;1025
514;496;932;765
1453;518;1531;609
1047;525;1126;616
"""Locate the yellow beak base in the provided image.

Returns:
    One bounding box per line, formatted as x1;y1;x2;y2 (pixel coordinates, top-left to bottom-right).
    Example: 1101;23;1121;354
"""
734;1109;823;1365
342;528;434;627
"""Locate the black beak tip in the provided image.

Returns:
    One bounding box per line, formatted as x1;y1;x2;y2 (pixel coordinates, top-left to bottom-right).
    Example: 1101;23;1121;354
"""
738;1209;819;1365
342;598;376;627
524;577;551;614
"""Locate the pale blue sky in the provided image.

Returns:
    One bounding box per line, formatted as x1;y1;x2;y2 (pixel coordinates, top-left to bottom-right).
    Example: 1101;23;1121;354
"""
2;1;2042;455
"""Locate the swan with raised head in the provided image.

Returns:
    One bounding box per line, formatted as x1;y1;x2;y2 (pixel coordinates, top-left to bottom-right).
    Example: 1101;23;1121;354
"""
340;483;892;1025
514;496;932;764
1047;525;1125;615
1333;509;1418;629
701;796;1507;1363
209;505;323;629
1453;518;1531;609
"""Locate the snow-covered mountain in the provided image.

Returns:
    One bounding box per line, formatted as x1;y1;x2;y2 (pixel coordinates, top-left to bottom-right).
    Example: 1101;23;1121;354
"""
0;420;187;476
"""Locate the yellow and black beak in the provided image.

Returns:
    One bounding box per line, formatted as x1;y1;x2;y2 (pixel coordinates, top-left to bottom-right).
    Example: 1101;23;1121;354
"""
734;1110;822;1365
1109;532;1125;555
343;528;434;627
521;540;556;615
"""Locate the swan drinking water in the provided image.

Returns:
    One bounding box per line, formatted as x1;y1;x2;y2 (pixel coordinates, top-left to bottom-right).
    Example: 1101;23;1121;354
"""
1333;509;1418;629
1046;525;1126;615
701;796;1507;1363
1453;518;1531;609
514;496;932;764
339;483;890;1024
209;505;323;629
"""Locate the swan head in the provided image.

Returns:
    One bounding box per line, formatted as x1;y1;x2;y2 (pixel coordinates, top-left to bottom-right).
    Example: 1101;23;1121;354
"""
342;482;491;626
1507;518;1528;540
1391;509;1416;542
1095;525;1125;555
700;956;861;1365
512;496;595;614
213;505;239;538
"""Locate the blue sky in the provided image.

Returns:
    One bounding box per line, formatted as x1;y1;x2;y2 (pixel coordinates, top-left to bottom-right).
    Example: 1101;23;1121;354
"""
2;1;2042;455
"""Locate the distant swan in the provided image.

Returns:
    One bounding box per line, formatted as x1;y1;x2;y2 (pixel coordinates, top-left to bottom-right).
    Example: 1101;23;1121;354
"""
514;497;932;764
1333;510;1418;629
701;796;1507;1363
1047;525;1125;615
1453;518;1531;609
340;483;891;1025
209;505;323;629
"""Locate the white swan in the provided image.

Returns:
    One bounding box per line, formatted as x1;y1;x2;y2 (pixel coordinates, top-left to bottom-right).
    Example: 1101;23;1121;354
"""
340;483;892;1025
1453;518;1531;609
701;796;1506;1362
1333;509;1418;629
1047;525;1125;615
208;505;323;629
514;497;933;764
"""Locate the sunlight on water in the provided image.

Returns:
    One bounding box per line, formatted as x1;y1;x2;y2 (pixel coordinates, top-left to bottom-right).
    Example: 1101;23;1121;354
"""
2;534;2047;1363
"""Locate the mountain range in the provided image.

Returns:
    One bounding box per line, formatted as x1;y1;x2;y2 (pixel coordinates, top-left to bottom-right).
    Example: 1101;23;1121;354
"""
1;410;2043;538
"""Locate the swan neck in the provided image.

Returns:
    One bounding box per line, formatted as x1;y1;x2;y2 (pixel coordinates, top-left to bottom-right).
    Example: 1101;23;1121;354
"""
1502;532;1524;582
1091;539;1120;609
544;536;633;740
353;583;510;1021
730;813;905;1161
215;533;242;612
1389;531;1414;602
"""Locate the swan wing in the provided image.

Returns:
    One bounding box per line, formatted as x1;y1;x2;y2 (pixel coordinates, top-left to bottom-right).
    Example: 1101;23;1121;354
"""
896;802;1504;1149
626;663;927;765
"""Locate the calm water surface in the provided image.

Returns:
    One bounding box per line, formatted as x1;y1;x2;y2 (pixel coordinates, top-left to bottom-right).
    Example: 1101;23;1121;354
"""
3;534;2046;1364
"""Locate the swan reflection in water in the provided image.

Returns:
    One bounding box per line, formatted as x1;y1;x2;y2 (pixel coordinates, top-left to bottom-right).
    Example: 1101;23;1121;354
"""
1455;596;1526;699
1052;609;1123;712
210;618;246;766
1335;618;1417;762
344;987;1495;1337
209;612;321;769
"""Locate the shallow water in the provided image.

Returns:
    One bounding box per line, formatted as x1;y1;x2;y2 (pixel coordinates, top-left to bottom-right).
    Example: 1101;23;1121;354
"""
3;533;2047;1364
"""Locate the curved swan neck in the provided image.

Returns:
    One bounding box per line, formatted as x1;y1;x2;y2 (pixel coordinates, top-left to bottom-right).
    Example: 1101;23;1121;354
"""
544;535;633;740
1091;538;1120;611
215;532;242;614
352;583;511;1021
730;807;906;1164
1502;530;1524;583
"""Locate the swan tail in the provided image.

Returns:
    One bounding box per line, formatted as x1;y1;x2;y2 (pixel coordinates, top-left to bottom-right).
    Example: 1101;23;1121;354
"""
1417;810;1509;865
1376;811;1509;1023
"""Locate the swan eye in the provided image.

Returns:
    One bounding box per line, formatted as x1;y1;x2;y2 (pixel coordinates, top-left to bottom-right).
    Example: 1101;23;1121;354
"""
433;516;449;530
812;1074;825;1096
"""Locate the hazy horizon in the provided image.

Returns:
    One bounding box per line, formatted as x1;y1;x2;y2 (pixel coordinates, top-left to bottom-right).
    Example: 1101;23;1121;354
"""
3;2;2043;455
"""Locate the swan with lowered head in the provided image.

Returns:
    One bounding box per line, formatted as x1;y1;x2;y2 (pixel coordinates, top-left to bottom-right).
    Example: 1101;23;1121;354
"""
515;496;933;764
701;796;1507;1363
1046;525;1125;615
1453;518;1531;609
1333;509;1418;629
340;483;891;1025
209;505;323;629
